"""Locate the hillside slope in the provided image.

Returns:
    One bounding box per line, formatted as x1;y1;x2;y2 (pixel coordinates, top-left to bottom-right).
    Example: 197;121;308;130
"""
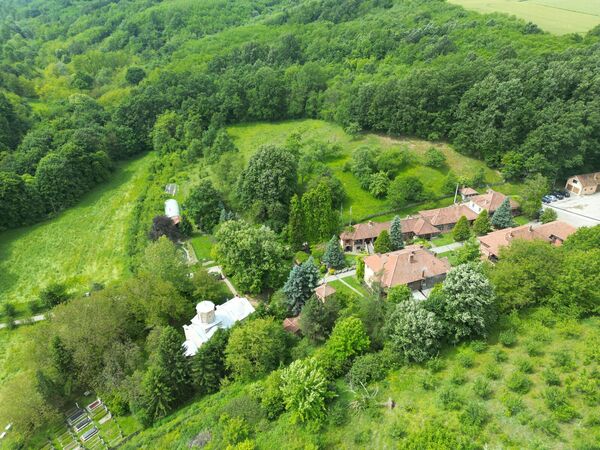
0;154;153;308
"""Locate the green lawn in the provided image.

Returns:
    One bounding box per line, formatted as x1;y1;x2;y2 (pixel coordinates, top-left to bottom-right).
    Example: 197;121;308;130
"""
448;0;600;35
513;215;531;226
190;233;215;261
227;120;503;223
431;232;456;247
0;154;154;308
342;276;371;297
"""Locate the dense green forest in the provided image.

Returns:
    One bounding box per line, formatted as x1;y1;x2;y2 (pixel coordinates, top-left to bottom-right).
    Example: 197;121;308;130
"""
1;0;600;230
1;0;600;449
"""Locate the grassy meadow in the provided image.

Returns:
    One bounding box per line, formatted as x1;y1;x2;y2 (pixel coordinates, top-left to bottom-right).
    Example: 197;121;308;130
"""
120;310;600;449
449;0;600;35
226;120;503;223
0;154;154;310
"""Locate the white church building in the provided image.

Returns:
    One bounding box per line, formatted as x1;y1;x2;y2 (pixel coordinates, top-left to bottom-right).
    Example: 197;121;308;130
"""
182;297;255;356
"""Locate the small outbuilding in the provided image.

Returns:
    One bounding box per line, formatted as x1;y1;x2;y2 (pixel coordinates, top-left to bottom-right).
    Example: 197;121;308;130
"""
164;199;181;225
314;284;336;302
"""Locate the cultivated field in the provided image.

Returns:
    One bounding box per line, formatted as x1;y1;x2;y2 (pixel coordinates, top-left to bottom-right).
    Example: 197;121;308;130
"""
226;120;502;223
0;154;154;309
449;0;600;35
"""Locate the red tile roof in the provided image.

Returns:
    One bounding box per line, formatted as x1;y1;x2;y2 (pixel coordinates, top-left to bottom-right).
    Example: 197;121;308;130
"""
283;317;301;334
314;284;336;300
364;245;450;288
570;172;600;188
535;221;577;243
418;204;478;227
469;190;519;213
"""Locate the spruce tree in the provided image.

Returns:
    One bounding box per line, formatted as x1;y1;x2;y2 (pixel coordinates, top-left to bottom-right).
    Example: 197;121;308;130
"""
472;209;492;236
322;236;345;270
283;257;320;315
389;215;404;250
374;229;392;253
452;215;471;241
288;194;305;250
491;198;514;229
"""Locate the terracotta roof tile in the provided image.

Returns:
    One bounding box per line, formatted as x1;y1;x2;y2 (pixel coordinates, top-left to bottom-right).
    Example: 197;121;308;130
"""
418;204;478;227
469;189;519;213
314;284;336;299
364;245;450;288
570;172;600;188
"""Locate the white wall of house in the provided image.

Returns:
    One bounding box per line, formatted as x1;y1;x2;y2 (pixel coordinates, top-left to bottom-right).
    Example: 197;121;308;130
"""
364;264;376;287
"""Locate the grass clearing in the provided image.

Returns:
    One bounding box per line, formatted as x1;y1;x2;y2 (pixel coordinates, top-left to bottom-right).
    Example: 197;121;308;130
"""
227;120;503;223
0;154;154;308
190;233;215;262
431;232;456;247
449;0;600;35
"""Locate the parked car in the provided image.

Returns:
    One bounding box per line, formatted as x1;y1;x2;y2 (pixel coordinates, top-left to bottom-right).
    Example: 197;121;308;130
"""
552;192;564;200
548;195;558;202
542;195;552;204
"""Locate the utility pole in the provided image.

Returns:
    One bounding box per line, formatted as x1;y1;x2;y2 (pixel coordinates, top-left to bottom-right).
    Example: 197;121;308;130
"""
453;183;459;204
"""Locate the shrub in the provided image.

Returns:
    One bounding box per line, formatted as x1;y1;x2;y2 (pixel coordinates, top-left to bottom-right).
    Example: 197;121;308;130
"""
424;147;446;168
460;402;489;428
220;396;265;426
438;386;463;410
515;357;534;374
456;349;475;368
426;357;445;373
346;352;388;388
449;368;467;385
532;417;560;437
552;350;576;371
471;341;487;353
499;330;517;347
539;208;557;224
506;371;532;394
388;419;407;439
484;363;501;380
542;368;561;386
492;348;507;363
473;378;493;399
259;370;285;420
524;339;543;357
575;369;600;406
40;282;70;308
353;430;372;445
501;393;525;417
420;372;438;391
328;399;350;426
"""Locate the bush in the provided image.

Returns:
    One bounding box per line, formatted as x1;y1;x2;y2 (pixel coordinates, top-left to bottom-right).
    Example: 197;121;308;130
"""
501;393;525;417
460;402;489;428
492;348;508;362
532;417;560;437
456;349;475;368
473;378;493;399
499;330;517;347
259;370;285;420
387;176;424;208
40;282;70;308
438;386;462;410
471;341;487;353
388;418;408;439
506;371;532;394
524;339;543;357
220;396;265;426
426;357;445;373
540;208;557;224
420;372;438;391
424;147;446;168
543;387;580;422
542;368;561;386
346;352;389;388
449;368;467;385
552;350;576;371
328;399;350;426
515;357;534;374
484;363;501;380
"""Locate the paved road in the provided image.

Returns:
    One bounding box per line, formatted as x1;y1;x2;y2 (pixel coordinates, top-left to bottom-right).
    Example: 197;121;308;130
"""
320;269;356;284
430;242;464;254
0;314;46;330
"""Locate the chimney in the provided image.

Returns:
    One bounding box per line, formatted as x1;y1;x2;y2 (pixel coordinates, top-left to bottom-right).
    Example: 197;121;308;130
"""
509;231;514;238
409;251;415;262
368;221;373;227
422;268;426;278
528;225;533;232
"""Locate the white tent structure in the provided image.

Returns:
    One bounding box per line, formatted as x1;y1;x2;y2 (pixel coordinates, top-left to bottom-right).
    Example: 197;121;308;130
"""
164;199;181;224
183;297;255;356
